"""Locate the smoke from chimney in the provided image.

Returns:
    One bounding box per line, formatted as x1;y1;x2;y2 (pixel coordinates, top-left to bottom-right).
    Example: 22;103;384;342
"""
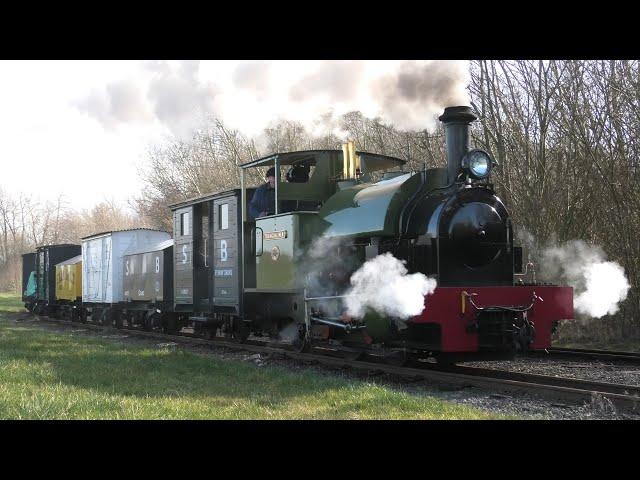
73;60;470;139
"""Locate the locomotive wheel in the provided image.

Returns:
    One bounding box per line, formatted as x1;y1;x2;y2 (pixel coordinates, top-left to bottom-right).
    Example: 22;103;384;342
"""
343;350;364;361
384;350;408;367
434;353;458;366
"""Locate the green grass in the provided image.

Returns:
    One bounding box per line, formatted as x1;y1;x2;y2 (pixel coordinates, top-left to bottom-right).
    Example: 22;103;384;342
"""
0;314;507;420
0;292;25;313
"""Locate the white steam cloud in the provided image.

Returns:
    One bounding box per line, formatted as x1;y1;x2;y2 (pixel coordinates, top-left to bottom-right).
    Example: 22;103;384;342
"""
73;60;470;139
344;252;437;319
540;240;630;318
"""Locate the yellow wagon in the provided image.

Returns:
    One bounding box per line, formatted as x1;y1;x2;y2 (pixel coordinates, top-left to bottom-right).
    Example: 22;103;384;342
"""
55;255;82;319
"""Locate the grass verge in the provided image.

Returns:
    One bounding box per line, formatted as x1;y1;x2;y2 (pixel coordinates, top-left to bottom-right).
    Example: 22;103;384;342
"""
0;292;25;313
0;313;506;420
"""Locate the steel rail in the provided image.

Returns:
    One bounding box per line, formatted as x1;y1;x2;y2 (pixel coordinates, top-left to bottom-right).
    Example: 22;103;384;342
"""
530;347;640;364
26;314;640;414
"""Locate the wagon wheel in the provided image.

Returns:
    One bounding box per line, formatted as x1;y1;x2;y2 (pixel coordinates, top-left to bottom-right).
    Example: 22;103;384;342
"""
166;316;180;335
114;310;124;329
292;325;310;353
205;326;218;340
80;308;88;324
142;312;153;331
100;308;113;327
232;320;250;344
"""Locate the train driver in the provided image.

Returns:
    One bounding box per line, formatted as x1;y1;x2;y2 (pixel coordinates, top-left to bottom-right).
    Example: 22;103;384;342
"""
249;167;277;220
250;166;306;220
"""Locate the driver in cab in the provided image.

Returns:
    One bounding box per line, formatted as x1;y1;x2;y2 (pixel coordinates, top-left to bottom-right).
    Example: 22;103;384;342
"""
249;165;310;220
249;167;276;220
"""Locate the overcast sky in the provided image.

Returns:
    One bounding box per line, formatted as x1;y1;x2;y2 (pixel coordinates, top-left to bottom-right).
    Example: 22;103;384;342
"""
0;60;469;211
0;61;162;210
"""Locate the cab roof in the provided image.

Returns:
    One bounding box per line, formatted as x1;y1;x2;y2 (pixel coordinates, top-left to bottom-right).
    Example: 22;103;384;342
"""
239;149;406;171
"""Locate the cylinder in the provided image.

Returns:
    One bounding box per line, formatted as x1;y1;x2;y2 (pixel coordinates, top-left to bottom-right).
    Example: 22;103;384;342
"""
438;106;477;183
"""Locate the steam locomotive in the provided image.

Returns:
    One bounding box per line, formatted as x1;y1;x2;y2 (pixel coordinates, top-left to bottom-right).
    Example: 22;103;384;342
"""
22;106;574;364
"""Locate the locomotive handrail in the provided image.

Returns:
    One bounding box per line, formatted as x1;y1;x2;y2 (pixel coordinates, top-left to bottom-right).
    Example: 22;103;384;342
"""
304;294;357;301
309;315;366;332
514;261;537;284
254;227;263;256
463;290;542;313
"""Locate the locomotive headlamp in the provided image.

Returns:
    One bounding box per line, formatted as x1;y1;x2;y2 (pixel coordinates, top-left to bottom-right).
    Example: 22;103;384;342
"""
462;149;493;180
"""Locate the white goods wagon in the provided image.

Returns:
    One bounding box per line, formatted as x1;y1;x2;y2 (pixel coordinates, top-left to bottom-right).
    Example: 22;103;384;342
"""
82;229;171;304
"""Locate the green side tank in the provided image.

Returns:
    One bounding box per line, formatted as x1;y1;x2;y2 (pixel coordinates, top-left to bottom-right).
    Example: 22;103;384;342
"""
318;169;448;239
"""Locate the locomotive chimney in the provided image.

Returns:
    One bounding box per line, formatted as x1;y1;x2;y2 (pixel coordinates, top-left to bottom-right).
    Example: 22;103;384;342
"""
439;106;477;183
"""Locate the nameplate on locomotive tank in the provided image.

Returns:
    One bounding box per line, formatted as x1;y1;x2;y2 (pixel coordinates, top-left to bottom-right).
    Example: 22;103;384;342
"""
264;230;287;240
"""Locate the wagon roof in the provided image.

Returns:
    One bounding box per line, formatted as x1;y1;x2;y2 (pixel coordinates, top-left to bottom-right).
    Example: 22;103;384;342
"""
55;254;83;266
35;243;80;250
124;238;174;256
81;228;170;241
168;188;241;210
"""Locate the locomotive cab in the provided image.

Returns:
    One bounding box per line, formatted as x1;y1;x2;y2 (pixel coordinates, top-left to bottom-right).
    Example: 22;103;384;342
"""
239;148;408;342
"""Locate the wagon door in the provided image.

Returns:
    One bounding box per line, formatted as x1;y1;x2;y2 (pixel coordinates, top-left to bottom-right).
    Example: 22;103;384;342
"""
85;239;99;302
102;236;112;303
174;206;194;306
212;195;239;313
193;201;212;311
37;250;46;301
21;253;36;301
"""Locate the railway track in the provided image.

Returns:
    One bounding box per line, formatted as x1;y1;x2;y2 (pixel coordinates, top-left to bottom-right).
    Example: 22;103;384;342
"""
535;347;640;364
24;314;640;415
